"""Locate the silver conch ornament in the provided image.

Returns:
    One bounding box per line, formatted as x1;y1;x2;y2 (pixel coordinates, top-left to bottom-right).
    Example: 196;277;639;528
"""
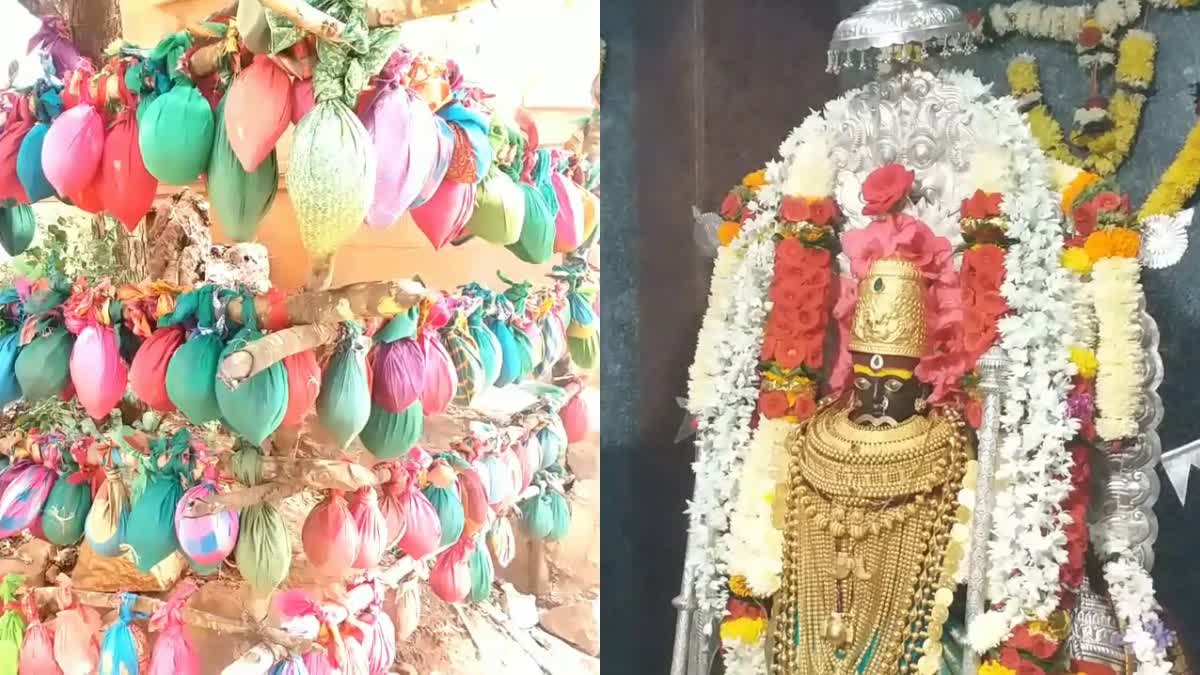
828;0;976;74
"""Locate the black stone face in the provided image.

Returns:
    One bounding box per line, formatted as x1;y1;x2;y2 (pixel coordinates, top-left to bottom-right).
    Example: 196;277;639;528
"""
848;352;926;426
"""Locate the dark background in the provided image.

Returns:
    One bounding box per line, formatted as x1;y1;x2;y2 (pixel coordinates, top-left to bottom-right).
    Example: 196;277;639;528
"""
601;1;1200;673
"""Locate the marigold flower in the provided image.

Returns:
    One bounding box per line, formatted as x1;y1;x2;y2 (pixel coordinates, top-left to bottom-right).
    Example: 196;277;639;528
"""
729;575;753;597
742;170;766;189
719;617;766;646
1084;227;1140;260
979;661;1017;675
717;221;741;246
1070;347;1099;380
1061;247;1093;274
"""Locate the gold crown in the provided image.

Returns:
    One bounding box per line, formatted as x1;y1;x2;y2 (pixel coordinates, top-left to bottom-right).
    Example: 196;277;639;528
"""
849;258;927;359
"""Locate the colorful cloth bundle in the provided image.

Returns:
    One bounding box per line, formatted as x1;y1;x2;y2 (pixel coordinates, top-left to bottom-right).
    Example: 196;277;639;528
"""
162;286;229;424
506;148;558;264
560;389;591;444
360;400;423;460
397;470;442;560
422;460;464;548
348;487;387;570
138;33;214;185
174;471;239;567
42;66;104;199
17;89;63;203
488;516;515;568
84;467;129;557
468;532;495;603
538;416;568;470
0;328;22;406
0;575;24;674
0;204;35;257
281;349;321;429
40;447;92;546
316;322;371;449
376;463;409;548
442;304;485;407
0;95;34;203
14;324;72;402
129;325;185;413
98;593;150;675
0;446;57;538
418;302;458;416
208;93;279;242
225;56;293;173
18;593;58;674
216;292;289;445
125;430;193;572
68;318;127;420
302;490;361;578
98;72;157;232
566;280;599;371
362;51;435;228
231;445;291;595
147;581;200;675
429;538;472;603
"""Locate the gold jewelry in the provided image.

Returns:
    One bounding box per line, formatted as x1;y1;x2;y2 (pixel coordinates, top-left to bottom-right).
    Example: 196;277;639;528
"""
849;258;928;359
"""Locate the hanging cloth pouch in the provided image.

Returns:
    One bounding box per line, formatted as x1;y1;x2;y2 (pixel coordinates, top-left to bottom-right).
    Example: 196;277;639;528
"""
41;66;105;197
442;306;484;407
130;325;185;413
371;307;424;412
466;304;501;387
281;349;321;429
422;477;464;549
18;592;58;674
0;331;22;406
225;56;293;172
397;475;441;560
0;203;35;257
362;66;420;228
360;401;423;460
85;466;130;557
0;574;25;673
418;301;457;415
232;445;291;594
519;489;555;541
316;322;371;448
348;487;386;570
15;324;72;401
0;451;56;538
551;169;585;253
99;68;158;232
175;470;239;567
17;89;64;203
301;489;360;578
377;463;408;548
209;93;279;242
147;581;200;675
139;74;215;185
0;95;35;203
411;177;476;250
68;320;127;420
53;578;102;675
429;538;472;604
40;449;93;546
488;316;521;388
467;532;494;603
125;430;192;572
506;147;556;264
216;291;289;445
163;286;228;424
98;593;150;675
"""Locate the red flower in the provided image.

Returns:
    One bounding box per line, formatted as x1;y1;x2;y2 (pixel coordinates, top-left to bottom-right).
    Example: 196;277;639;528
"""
1072;660;1119;675
760;335;778;361
808;198;839;227
1000;647;1023;670
793;303;826;332
862;164;915;216
720;191;743;220
1010;625;1059;660
1078;25;1103;49
1072;202;1099;237
961;245;1007;293
775;339;807;369
765;309;801;341
776;241;832;276
1093;191;1124;212
794;395;817;420
775;238;809;270
769;276;812;308
758;390;791;419
963;309;1000;360
805;334;825;368
779;196;811;223
965;9;984;28
960;189;1004;220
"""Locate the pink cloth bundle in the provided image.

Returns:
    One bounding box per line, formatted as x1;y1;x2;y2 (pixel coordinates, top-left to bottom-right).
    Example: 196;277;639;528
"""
147;581;200;675
69;323;128;420
349;487;387;570
42;68;104;197
302;490;361;578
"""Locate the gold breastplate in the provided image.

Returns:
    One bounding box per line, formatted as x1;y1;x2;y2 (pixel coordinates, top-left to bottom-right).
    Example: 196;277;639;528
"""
770;403;970;675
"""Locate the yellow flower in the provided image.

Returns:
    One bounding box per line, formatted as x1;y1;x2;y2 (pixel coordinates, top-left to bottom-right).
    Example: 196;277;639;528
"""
718;221;742;246
1085;227;1141;259
720;617;766;646
979;661;1017;675
729;575;753;597
1061;171;1099;212
1116;30;1156;90
1141;118;1200;220
1007;57;1041;96
742;170;767;189
1071;347;1099;379
1061;247;1093;274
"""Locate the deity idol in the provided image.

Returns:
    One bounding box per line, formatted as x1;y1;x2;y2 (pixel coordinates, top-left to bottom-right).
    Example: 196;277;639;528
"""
770;257;971;675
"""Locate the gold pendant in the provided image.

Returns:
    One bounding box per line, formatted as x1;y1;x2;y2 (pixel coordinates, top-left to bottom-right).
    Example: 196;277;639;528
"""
824;612;854;648
830;550;872;581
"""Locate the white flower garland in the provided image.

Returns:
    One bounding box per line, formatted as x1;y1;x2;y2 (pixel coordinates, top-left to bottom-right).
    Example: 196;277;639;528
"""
724;417;792;599
724;637;768;675
687;245;745;415
1104;554;1174;675
973;93;1079;648
989;0;1142;42
1092;256;1145;440
686;229;778;625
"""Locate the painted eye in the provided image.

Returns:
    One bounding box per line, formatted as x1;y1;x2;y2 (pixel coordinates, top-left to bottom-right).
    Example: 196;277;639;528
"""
854;377;871;390
884;379;903;393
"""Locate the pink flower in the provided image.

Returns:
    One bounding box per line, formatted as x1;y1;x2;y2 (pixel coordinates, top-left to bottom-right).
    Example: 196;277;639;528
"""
862;164;915;216
779;196;810;223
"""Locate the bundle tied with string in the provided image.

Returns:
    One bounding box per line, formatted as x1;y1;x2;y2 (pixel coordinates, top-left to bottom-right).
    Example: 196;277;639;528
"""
175;467;239;567
0;326;19;407
518;485;556;541
317;321;371;449
98;64;158;232
18;593;57;674
17;88;63;203
130;325;185;413
376;462;409;547
281;348;322;429
349;486;387;570
488;311;521;388
232;444;292;595
125;430;193;572
360;603;396;675
560;387;590;444
411;164;477;249
468;531;495;603
566;277;598;370
538;415;567;470
15;324;73;401
147;581;200;675
430;537;473;604
507;147;558;264
0;94;35;202
464;120;525;245
362;49;438;228
0;203;35;257
0;444;57;538
551;157;585;253
456;462;490;539
499;274;537;381
423;457;465;547
225;56;293;173
209;92;280;242
488;515;515;568
419;299;457;416
442;301;486;407
0;574;25;673
440;99;493;185
85;465;130;557
66;291;128;421
303;489;361;578
397;464;441;560
99;592;150;675
463;289;502;387
372;307;425;412
139;33;215;185
217;290;289;445
53;578;102;675
291;3;393;257
42;63;105;199
41;444;93;546
163;286;228;424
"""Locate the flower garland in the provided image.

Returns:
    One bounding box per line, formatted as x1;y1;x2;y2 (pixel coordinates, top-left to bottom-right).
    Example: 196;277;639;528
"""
686;244;745;415
723;418;792;601
972;92;1078;649
1104;556;1175;675
1139;119;1200;219
1092;256;1143;439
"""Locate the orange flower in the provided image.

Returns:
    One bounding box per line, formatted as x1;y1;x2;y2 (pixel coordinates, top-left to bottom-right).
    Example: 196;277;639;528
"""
1083;227;1140;259
1061;171;1099;213
718;221;741;246
742;170;766;189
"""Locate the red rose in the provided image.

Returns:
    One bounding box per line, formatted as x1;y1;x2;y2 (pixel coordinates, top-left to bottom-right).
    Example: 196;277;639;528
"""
720;191;743;220
961;189;1004;220
1073;202;1099;236
769;276;811;308
961;244;1007;292
794;394;817;420
963;309;999;359
760;334;778;361
862;164;915;216
805;333;825;368
793;303;825;332
758;390;791;419
766;309;801;341
1093;191;1123;212
775;339;807;369
1078;25;1103;49
779;196;811;223
1000;647;1023;670
808;198;838;227
1011;625;1059;660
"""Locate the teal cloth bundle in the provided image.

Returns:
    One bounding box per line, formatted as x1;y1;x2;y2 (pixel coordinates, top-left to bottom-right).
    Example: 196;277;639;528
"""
208;94;279;241
216;292;289;445
359;400;423;460
15;325;72;401
316;322;371;448
423;483;465;547
125;430;193;572
41;451;92;546
163;286;228;424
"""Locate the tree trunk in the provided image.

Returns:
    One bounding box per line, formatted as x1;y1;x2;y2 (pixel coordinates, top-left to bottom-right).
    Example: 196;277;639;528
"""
64;0;122;65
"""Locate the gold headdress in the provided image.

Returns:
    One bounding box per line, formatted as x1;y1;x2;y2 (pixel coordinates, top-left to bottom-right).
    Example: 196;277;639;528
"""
849;258;927;359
